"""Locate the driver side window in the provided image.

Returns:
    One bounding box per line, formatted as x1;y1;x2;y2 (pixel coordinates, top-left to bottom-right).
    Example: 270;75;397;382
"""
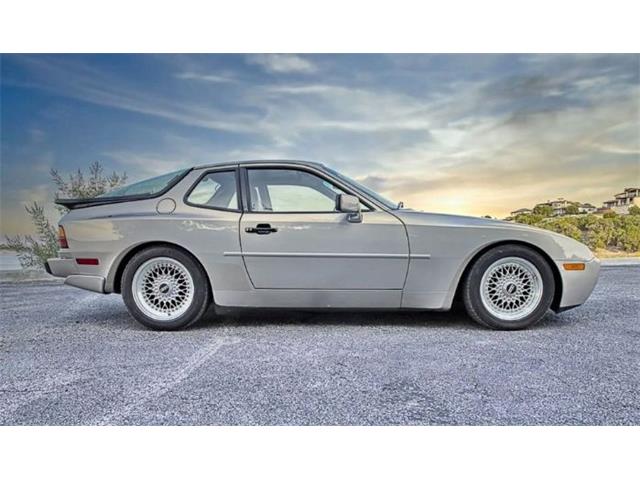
247;168;364;213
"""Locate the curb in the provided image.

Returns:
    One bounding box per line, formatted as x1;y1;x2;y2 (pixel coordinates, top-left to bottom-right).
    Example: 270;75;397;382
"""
0;270;63;283
599;257;640;267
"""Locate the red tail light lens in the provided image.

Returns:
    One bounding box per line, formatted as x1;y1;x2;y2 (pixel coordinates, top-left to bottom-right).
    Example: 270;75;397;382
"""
58;226;69;249
76;258;99;266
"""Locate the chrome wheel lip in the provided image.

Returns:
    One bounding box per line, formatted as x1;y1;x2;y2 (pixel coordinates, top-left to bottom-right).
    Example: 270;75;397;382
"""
132;257;195;321
480;256;543;322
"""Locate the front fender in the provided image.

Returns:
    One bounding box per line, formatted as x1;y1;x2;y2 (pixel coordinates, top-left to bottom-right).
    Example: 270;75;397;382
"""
396;211;596;309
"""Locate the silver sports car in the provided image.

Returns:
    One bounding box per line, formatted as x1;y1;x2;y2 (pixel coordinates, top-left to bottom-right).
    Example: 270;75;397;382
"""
46;160;600;330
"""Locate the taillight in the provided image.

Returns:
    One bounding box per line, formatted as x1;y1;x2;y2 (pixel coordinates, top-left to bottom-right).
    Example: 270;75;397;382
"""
58;226;69;249
76;258;99;265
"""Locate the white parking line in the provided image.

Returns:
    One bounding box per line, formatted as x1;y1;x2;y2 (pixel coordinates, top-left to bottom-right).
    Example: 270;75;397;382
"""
92;336;238;425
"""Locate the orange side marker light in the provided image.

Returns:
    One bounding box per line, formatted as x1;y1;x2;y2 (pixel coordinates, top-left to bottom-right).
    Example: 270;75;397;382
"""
563;263;586;271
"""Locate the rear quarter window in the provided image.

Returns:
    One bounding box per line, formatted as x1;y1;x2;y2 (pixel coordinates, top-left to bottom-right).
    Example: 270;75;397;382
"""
98;169;189;198
186;170;238;210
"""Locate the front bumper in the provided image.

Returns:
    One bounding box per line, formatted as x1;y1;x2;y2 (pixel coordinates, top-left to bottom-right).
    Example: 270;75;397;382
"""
46;258;106;293
555;257;601;309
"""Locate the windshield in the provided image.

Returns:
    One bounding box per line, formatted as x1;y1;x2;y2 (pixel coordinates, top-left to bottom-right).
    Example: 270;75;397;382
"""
326;167;399;210
98;169;189;198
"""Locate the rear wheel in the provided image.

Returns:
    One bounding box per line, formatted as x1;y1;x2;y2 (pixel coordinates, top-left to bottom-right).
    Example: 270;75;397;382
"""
462;245;555;330
122;247;211;330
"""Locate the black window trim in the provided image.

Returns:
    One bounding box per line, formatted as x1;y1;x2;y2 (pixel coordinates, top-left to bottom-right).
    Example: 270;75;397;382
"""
240;164;376;214
183;166;243;213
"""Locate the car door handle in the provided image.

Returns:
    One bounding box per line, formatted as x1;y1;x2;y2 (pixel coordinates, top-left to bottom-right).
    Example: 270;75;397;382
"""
245;224;278;235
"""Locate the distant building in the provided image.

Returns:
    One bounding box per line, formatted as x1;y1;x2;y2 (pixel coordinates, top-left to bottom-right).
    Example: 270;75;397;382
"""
510;188;638;220
578;203;597;214
510;208;532;216
536;198;575;216
602;187;640;214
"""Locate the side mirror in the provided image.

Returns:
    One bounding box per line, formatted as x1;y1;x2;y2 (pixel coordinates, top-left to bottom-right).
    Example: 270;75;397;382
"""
337;194;362;223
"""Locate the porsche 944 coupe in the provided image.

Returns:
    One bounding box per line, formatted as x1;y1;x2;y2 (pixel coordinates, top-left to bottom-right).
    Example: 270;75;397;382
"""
46;160;600;330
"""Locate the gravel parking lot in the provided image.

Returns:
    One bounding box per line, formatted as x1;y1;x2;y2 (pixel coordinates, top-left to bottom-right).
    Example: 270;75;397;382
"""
1;265;638;425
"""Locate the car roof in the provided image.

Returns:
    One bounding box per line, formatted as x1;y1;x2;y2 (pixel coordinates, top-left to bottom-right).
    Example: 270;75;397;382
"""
193;159;327;170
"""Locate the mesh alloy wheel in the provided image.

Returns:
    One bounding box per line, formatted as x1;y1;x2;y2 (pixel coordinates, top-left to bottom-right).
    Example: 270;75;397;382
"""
479;256;544;322
132;257;195;321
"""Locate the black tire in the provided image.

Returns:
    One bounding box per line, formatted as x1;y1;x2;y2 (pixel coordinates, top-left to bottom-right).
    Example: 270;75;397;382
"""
462;244;555;330
121;246;211;330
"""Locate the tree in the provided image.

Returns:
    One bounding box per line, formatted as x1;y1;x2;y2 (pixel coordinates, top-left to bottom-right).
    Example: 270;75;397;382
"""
4;203;59;269
565;203;579;215
533;204;554;217
629;204;640;216
4;162;127;269
51;161;127;213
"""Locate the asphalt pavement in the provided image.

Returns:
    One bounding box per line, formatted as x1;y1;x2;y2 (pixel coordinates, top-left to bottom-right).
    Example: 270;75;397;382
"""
1;265;638;425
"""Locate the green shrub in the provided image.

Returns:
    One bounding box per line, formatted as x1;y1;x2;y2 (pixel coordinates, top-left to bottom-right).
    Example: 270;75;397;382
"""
565;203;580;215
533;204;554;217
513;211;640;252
3;162;127;270
514;213;544;225
620;223;640;251
537;217;582;241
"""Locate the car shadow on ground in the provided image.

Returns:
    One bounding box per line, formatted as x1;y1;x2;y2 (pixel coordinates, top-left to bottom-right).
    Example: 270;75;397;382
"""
80;296;564;332
196;309;476;330
189;304;564;332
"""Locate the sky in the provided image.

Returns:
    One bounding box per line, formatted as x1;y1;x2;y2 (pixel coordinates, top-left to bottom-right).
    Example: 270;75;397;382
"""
1;53;639;236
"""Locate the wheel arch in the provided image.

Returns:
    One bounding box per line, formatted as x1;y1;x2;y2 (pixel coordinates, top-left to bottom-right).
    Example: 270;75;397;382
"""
451;240;563;311
108;241;212;299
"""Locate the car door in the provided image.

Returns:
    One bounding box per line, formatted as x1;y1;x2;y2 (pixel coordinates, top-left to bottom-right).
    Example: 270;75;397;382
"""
238;165;409;290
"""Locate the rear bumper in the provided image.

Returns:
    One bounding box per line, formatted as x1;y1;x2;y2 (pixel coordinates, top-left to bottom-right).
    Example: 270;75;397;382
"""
47;258;76;277
555;257;601;309
46;258;106;294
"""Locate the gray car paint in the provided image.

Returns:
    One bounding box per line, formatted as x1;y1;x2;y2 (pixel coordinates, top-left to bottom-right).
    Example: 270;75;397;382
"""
48;160;600;311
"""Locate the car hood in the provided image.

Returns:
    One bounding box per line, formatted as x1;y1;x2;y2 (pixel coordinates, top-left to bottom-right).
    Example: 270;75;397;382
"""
392;209;595;261
393;209;528;229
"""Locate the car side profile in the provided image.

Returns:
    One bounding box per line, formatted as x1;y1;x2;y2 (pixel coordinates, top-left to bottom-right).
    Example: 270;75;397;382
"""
46;160;600;330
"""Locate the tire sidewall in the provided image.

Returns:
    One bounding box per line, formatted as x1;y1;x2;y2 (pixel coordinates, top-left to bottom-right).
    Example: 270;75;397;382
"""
122;247;210;330
465;245;555;330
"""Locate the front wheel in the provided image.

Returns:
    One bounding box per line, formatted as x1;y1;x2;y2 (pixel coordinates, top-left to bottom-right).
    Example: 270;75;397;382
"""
462;245;555;330
122;247;211;330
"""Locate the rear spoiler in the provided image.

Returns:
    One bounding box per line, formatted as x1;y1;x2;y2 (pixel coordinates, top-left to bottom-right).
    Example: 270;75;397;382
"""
54;196;140;210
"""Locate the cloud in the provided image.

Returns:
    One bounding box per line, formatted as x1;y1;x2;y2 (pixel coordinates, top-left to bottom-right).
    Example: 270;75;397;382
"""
246;54;318;74
29;128;46;143
18;183;51;206
354;87;640;217
256;82;435;134
102;151;193;178
0;182;58;237
101;131;295;182
6;56;255;134
175;72;236;83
